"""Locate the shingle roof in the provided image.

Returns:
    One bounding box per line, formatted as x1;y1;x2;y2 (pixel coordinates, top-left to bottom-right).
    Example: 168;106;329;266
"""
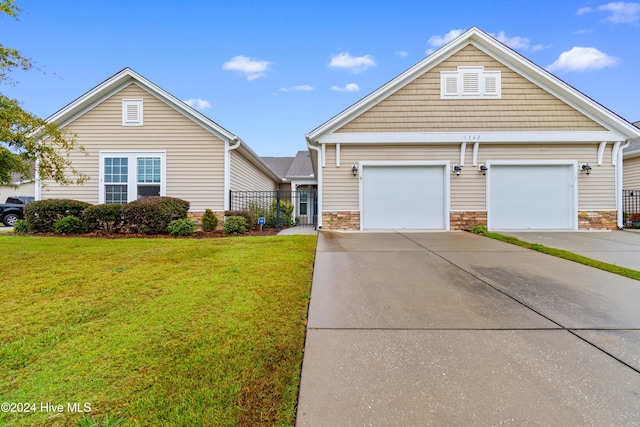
261;150;315;179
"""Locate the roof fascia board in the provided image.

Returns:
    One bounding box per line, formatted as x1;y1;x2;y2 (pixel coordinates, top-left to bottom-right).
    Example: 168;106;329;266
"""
306;31;464;143
316;130;627;144
47;68;239;143
307;27;640;143
467;38;640;140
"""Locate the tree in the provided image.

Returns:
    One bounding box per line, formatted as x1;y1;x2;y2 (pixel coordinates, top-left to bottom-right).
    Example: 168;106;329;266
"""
0;0;86;187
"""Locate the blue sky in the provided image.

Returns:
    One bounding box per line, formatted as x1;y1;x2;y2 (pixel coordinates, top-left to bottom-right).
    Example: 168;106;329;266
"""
2;0;640;156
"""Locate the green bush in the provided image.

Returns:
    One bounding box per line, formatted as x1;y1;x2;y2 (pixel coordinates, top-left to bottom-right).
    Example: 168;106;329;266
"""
122;197;190;234
265;200;294;228
12;219;27;233
83;204;124;232
469;224;488;234
224;216;247;235
224;210;253;228
201;209;218;232
53;216;87;234
168;219;196;236
24;199;91;232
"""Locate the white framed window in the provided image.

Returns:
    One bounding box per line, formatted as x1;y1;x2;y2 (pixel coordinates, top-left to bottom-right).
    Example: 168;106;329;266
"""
122;99;143;126
99;151;166;204
440;66;501;99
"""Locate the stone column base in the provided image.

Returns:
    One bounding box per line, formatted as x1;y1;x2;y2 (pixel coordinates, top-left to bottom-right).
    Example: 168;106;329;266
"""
322;211;361;230
450;211;487;231
578;211;617;230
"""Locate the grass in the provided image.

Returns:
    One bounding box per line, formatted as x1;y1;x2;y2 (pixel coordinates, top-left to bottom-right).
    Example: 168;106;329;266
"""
479;231;640;281
0;234;317;426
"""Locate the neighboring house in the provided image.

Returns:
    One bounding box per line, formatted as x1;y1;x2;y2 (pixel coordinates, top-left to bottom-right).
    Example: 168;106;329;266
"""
623;121;640;189
306;27;640;231
39;68;280;221
262;150;317;225
0;173;35;203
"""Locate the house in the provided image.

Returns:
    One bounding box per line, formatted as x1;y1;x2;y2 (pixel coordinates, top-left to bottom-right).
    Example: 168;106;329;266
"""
39;68;281;222
623;121;640;189
0;172;35;203
261;150;317;226
306;27;640;231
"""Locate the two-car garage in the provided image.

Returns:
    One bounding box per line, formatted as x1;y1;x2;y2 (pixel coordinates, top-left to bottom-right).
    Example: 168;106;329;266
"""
359;162;577;231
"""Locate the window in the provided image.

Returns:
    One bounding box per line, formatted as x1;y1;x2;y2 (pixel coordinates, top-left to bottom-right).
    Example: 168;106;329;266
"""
122;99;143;126
440;66;501;99
100;152;165;204
299;190;308;216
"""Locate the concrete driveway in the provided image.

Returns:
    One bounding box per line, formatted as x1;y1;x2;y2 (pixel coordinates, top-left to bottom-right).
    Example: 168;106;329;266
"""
296;231;640;426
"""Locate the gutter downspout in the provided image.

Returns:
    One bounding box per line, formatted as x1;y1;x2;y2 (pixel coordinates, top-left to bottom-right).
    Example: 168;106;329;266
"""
617;141;630;229
224;137;241;210
306;137;322;229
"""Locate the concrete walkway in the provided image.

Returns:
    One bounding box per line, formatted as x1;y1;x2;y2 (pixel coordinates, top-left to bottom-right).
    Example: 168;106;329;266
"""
296;231;640;426
277;226;318;235
502;229;640;271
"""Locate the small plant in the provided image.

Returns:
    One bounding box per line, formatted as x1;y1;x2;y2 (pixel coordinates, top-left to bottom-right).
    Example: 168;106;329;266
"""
224;215;248;235
54;216;87;234
12;219;28;233
168;218;196;236
201;208;218;232
469;224;488;234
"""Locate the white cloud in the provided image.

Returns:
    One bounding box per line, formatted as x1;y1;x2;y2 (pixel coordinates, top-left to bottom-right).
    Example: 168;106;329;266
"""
491;31;531;49
279;85;314;92
184;98;211;110
329;53;376;73
577;2;640;23
428;29;465;48
395;50;409;57
330;83;360;92
531;44;550;52
599;2;640;23
547;46;619;72
222;55;272;80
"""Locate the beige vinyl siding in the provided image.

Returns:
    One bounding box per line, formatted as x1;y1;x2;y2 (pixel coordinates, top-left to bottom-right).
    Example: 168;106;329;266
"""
624;157;640;189
230;151;277;192
41;83;226;210
337;45;606;133
322;143;615;212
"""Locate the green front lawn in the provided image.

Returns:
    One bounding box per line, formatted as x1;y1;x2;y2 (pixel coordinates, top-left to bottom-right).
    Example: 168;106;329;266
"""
0;235;317;426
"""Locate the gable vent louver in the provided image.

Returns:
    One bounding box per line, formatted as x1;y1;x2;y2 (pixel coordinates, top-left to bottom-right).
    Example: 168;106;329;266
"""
122;99;143;126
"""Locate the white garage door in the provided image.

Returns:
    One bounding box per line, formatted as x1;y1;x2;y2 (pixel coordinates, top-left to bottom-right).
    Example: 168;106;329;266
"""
362;165;446;230
489;164;575;230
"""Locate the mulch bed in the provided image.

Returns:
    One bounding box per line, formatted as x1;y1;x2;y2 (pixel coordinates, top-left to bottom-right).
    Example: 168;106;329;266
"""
11;229;281;239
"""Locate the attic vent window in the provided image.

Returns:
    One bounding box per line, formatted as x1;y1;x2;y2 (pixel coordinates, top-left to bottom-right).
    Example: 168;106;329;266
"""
122;99;143;126
440;66;501;99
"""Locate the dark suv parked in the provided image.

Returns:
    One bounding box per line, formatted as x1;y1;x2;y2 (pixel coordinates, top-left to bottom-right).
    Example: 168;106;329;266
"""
0;196;35;226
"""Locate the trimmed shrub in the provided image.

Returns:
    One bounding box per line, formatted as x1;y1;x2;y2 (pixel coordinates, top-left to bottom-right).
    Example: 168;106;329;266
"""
12;219;27;233
265;200;294;228
83;204;124;232
224;216;247;235
201;209;218;232
168;219;196;236
122;197;190;234
24;199;91;232
224;210;253;228
54;216;87;234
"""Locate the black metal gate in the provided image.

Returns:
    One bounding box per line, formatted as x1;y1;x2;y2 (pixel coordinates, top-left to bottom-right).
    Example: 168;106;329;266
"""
229;190;317;230
623;190;640;228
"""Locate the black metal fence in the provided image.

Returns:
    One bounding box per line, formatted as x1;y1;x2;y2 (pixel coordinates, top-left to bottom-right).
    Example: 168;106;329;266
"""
229;190;317;230
623;190;640;228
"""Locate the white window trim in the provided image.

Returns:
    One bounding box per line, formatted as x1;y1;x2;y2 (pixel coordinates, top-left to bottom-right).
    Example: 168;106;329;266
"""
99;151;166;203
440;66;501;99
122;99;143;126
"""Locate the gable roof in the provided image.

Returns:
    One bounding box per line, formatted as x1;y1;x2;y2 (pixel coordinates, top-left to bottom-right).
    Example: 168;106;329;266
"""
261;150;315;180
306;27;640;143
46;67;280;181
